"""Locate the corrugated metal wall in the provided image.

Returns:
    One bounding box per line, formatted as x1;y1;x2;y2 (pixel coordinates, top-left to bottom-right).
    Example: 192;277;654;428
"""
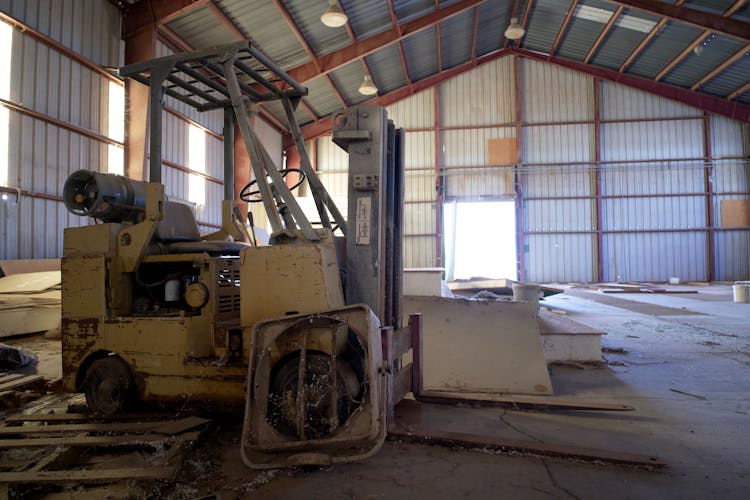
0;0;121;259
312;55;749;282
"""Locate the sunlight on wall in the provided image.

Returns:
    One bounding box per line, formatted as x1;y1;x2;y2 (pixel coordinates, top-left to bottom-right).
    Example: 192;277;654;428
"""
188;124;206;205
0;20;13;190
107;81;124;175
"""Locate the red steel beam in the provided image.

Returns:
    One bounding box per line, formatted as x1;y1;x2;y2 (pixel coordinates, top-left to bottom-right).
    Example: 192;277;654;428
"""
727;80;750;100
609;0;750;41
470;6;480;64
124;0;208;37
516;47;750;122
550;0;578;57
691;43;750;90
584;5;624;64
436;0;443;72
387;0;414;93
618;17;669;73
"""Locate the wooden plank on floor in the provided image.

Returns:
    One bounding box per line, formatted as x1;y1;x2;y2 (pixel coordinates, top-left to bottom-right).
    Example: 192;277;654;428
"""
0;466;175;484
152;416;211;435
416;390;634;411
0;374;25;385
388;426;666;469
0;431;201;449
0;421;161;436
0;375;43;392
0;417;211;436
5;412;176;423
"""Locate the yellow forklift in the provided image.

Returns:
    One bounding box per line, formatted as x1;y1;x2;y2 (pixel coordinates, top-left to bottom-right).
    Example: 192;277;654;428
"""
60;41;409;467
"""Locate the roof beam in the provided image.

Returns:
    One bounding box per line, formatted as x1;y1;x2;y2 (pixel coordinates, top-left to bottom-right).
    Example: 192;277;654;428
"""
654;0;745;82
618;17;668;73
470;6;480;63
608;0;750;41
654;32;709;81
286;0;485;84
584;5;624;63
550;0;578;57
124;0;208;37
519;47;750;122
518;0;534;48
387;0;414;93
691;43;750;90
727;80;750;100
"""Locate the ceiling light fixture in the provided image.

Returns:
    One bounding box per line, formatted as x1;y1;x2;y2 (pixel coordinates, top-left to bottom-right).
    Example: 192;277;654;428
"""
321;0;348;28
358;74;378;96
504;17;525;40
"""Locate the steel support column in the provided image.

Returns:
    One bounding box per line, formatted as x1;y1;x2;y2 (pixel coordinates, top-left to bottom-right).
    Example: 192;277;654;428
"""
434;85;443;269
594;78;604;282
703;112;716;282
514;54;525;281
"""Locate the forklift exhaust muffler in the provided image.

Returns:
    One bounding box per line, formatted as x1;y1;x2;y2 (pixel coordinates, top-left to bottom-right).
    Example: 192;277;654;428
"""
241;304;386;468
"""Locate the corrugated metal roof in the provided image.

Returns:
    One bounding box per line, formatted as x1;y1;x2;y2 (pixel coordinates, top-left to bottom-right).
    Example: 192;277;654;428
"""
365;44;408;92
328;59;373;106
701;54;750;101
684;0;737;14
591;9;661;70
474;1;511;58
440;8;474;70
627;22;703;79
402;25;440;81
340;0;392;40
165;5;239;49
304;76;344;117
155;0;749;126
393;0;434;24
218;0;310;70
558;17;607;62
282;0;351;57
663;34;746;88
522;0;568;54
263;99;314;126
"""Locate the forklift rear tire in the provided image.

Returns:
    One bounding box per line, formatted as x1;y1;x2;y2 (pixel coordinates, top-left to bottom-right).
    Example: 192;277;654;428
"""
84;356;135;415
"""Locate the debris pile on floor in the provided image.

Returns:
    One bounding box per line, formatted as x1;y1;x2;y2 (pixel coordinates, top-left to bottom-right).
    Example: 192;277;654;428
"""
0;397;211;498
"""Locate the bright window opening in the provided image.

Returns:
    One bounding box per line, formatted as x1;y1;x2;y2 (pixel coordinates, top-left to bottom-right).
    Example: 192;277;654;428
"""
107;81;124;175
188;124;206;206
0;20;13;188
443;201;517;281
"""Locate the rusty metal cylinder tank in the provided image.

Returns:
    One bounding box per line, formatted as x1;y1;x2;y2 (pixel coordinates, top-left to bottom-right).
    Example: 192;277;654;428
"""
63;169;148;223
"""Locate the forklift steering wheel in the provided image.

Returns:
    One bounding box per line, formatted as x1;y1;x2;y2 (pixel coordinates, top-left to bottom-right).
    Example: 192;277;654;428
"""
239;168;306;203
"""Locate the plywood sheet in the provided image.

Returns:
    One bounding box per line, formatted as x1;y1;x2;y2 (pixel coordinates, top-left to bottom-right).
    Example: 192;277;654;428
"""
720;199;750;227
487;138;516;165
403;296;553;395
0;259;60;277
0;272;61;294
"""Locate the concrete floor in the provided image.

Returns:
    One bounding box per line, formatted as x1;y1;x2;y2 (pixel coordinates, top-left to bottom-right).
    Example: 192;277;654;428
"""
4;285;750;498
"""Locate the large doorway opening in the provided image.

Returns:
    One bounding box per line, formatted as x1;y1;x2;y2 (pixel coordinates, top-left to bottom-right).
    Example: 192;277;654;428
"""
443;200;518;281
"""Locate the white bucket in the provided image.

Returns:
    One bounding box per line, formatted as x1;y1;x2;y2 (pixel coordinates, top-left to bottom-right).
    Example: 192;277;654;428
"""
733;282;750;303
512;283;541;313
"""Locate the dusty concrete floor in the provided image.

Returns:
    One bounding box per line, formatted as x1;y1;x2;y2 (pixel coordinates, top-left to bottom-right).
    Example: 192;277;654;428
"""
4;284;750;499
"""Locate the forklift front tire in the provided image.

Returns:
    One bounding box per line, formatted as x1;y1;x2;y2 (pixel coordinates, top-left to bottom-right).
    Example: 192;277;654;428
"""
83;356;135;415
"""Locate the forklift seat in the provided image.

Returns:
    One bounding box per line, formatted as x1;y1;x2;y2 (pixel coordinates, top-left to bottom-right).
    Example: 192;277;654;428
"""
151;201;251;256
